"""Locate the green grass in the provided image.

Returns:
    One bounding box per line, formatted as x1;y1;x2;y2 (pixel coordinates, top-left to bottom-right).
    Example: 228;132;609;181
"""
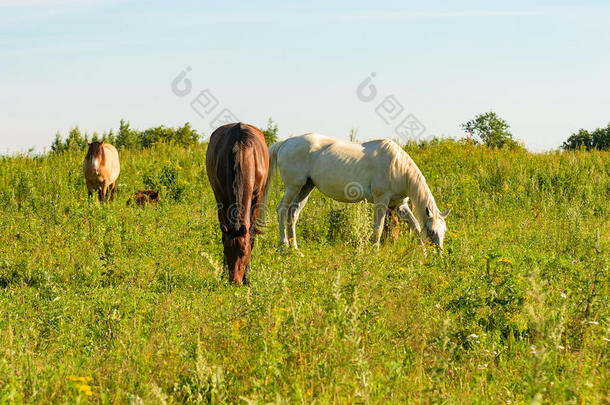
0;141;608;403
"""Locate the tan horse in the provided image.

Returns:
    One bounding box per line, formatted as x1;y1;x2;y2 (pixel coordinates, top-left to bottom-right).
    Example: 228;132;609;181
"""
83;141;120;201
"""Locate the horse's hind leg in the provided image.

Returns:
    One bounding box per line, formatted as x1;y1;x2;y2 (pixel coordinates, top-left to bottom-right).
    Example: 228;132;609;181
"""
276;187;300;247
287;179;315;250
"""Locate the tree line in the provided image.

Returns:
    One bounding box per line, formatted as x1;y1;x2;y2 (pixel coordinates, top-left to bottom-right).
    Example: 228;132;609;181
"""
561;124;610;151
50;120;200;152
50;118;280;152
50;115;608;153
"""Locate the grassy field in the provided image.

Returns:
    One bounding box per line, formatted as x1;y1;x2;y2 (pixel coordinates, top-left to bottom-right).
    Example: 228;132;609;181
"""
0;140;608;403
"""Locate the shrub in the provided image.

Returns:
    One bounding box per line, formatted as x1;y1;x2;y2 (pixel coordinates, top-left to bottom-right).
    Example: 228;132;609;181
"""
142;163;186;202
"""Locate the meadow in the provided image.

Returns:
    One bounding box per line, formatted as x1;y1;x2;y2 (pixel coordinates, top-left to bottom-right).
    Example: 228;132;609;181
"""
0;140;608;403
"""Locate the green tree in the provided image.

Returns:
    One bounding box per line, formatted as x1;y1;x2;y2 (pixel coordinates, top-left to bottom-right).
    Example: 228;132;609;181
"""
101;129;116;145
591;124;610;150
115;119;138;149
173;122;200;147
65;126;87;150
461;111;515;149
562;129;592;150
562;124;610;151
50;132;66;153
261;118;279;145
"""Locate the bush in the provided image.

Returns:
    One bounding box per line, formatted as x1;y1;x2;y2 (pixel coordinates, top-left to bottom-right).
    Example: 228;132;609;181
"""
142;163;186;202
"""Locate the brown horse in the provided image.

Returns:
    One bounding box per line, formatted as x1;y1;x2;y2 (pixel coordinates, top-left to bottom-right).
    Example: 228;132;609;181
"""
206;123;270;285
127;190;160;207
83;141;120;202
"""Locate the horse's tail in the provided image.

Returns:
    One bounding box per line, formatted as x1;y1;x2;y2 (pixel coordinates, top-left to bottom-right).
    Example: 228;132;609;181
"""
258;139;284;226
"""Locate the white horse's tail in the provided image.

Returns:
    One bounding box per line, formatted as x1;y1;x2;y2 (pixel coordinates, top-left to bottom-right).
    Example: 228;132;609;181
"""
259;140;284;226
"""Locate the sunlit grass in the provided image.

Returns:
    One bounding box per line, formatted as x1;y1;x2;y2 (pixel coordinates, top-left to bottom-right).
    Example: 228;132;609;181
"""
0;142;608;403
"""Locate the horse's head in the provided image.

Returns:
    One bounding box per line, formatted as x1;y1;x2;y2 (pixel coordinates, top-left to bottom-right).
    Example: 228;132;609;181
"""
222;225;251;285
86;141;104;175
423;206;450;251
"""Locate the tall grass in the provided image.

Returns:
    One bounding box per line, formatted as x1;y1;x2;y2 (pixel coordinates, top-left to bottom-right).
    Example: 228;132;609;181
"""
0;141;608;403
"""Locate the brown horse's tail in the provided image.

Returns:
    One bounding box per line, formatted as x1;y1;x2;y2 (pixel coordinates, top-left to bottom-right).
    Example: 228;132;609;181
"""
258;139;284;227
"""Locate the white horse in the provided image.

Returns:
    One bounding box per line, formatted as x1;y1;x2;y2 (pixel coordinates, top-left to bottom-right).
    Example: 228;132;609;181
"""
266;133;450;251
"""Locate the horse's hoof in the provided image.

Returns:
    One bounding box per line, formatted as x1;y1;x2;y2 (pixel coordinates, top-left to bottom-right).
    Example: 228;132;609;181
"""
294;249;304;257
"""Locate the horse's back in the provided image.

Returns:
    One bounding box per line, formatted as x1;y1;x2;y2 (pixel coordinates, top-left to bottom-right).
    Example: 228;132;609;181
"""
102;143;120;182
206;123;268;203
277;134;407;202
280;133;399;161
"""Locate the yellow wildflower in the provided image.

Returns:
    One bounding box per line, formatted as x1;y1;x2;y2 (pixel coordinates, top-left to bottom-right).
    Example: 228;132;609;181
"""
77;384;93;396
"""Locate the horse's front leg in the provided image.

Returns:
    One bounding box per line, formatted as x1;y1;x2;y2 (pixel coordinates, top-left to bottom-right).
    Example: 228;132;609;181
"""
109;182;117;201
371;194;391;246
86;181;94;201
396;201;422;235
102;184;110;202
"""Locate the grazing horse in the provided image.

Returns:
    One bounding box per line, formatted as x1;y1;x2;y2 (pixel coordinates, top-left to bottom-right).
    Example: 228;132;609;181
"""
267;133;449;251
83;141;120;202
206;123;270;285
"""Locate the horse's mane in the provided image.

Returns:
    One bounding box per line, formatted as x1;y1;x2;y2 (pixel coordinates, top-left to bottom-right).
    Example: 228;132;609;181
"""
386;141;438;220
86;142;104;159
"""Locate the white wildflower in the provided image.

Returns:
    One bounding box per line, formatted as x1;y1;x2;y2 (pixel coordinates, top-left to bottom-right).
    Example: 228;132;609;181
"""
584;320;599;325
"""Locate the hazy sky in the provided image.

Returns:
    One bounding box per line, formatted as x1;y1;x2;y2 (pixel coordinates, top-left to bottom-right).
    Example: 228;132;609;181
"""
1;0;609;153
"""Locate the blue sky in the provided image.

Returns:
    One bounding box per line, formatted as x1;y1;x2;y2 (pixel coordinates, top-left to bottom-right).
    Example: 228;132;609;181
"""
1;0;609;153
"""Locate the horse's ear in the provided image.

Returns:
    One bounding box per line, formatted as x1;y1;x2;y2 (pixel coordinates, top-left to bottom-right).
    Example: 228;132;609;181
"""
441;208;451;219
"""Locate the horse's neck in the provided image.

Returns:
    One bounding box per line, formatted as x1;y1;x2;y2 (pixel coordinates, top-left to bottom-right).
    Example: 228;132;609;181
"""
403;161;437;223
